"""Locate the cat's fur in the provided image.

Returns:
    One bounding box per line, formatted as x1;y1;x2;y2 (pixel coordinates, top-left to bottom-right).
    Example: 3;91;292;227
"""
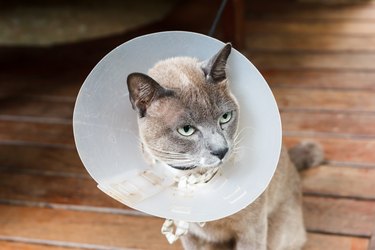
127;44;324;250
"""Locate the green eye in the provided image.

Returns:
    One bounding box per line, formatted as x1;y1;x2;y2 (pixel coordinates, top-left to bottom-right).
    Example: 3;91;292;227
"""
177;125;195;136
219;111;232;125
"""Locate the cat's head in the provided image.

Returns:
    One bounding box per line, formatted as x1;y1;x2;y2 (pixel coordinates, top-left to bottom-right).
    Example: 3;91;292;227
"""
127;44;239;170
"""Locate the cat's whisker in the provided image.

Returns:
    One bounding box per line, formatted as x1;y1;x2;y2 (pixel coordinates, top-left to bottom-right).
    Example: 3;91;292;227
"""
232;145;243;151
233;126;253;142
151;151;192;159
153;156;192;163
167;161;195;166
233;127;254;148
163;158;194;163
150;150;187;156
233;139;245;152
233;134;244;146
150;151;194;162
232;147;244;154
146;146;191;157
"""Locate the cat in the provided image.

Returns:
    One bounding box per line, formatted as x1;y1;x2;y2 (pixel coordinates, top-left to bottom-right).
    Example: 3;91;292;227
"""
126;44;324;250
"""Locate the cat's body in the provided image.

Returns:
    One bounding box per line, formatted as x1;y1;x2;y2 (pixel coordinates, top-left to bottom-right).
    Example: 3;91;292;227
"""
181;146;307;250
127;44;323;250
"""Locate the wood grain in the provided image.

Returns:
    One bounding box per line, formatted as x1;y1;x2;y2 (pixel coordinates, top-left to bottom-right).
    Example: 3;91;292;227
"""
302;165;375;200
249;52;375;70
0;97;73;120
248;2;375;20
247;20;375;35
0;120;73;146
247;34;375;52
0;145;84;175
274;87;375;112
303;196;375;237
0;241;83;250
0;205;181;250
0;172;122;209
284;136;375;166
0;79;81;98
304;233;369;250
281;111;375;137
262;69;375;90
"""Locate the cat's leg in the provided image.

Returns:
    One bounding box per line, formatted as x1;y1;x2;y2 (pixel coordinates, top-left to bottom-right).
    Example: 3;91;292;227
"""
267;199;306;250
234;209;268;250
234;221;267;250
180;233;206;250
181;233;234;250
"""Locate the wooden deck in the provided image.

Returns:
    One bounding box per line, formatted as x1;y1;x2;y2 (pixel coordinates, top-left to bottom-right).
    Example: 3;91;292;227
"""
1;1;375;249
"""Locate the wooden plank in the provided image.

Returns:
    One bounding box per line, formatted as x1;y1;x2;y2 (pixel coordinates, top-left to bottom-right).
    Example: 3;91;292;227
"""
303;196;375;237
274;87;375;112
0;172;122;209
248;52;375;70
0;201;372;249
284;136;375;166
262;69;375;90
304;233;369;250
0;240;82;250
0;120;73;146
246;34;375;52
0;145;84;175
248;2;375;20
302;165;375;200
0;97;73;120
281;111;375;137
0;205;181;250
247;20;375;35
0;79;81;98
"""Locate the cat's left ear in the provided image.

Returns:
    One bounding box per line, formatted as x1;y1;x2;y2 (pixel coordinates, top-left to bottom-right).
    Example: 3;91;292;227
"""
202;43;232;83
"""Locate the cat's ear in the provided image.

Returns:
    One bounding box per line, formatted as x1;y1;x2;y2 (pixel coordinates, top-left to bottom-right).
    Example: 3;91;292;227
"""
202;43;232;83
127;73;173;117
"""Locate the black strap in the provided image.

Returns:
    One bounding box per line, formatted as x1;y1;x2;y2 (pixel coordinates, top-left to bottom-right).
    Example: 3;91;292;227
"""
208;0;229;37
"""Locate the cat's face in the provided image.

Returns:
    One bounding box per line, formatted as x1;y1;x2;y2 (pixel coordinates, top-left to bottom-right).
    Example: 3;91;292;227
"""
127;44;239;170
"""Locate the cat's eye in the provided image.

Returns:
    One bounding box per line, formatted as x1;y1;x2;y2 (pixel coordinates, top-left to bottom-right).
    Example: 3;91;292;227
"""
219;111;233;125
177;125;196;136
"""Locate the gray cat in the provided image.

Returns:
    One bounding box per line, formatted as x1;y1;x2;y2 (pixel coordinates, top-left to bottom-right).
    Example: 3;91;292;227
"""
127;44;323;250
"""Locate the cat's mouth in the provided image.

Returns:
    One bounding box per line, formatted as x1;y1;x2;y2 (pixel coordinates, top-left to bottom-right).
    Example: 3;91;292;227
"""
169;160;224;171
169;164;197;170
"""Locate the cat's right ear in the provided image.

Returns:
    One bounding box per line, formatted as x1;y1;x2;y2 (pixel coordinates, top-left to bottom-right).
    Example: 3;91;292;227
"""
127;73;172;118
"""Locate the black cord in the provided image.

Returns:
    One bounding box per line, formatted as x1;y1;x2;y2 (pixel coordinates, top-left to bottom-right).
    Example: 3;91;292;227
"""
208;0;229;37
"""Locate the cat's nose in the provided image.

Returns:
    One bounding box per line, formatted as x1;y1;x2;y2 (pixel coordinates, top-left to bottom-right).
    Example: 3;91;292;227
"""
211;147;228;160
